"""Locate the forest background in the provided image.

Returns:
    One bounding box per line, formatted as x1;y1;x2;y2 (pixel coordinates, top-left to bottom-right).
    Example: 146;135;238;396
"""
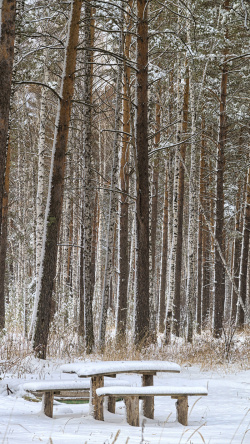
0;0;250;362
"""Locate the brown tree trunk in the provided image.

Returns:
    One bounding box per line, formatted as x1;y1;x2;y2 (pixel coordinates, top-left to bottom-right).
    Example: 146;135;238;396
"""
238;166;250;326
134;0;150;345
173;66;189;337
32;0;82;359
231;182;242;322
0;0;16;238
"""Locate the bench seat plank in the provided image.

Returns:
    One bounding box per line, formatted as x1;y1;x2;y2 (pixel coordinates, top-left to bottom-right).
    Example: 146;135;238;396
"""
96;386;208;397
96;386;208;427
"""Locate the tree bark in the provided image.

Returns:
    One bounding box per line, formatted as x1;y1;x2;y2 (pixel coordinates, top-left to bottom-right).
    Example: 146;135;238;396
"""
82;0;95;354
116;3;132;341
0;0;16;238
237;165;250;326
0;139;10;329
134;0;150;345
214;0;229;337
32;0;82;359
173;66;189;337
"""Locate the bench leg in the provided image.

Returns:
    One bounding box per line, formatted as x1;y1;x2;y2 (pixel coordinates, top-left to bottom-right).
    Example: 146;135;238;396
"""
125;396;139;426
42;391;54;418
108;396;116;413
90;376;104;421
142;374;154;419
176;396;188;426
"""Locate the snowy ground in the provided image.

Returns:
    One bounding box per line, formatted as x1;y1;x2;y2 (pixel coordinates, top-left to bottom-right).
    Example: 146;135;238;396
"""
0;359;250;444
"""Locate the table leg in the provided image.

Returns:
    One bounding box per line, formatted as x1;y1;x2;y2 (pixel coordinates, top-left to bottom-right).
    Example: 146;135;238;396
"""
90;375;104;420
42;391;54;418
142;374;154;419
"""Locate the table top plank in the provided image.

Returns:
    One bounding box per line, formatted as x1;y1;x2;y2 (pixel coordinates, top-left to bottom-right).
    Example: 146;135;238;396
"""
61;360;180;378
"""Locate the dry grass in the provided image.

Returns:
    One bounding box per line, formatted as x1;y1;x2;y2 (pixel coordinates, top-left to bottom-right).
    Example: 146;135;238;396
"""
1;327;250;375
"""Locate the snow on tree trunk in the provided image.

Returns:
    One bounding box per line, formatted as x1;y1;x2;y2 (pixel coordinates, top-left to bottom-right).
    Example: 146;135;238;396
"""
214;0;229;338
173;65;189;337
186;38;198;343
164;59;182;345
99;8;123;350
36;63;48;282
116;2;132;342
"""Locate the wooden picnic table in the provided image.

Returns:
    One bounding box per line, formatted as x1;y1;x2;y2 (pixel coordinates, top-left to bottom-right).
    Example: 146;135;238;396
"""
61;360;181;421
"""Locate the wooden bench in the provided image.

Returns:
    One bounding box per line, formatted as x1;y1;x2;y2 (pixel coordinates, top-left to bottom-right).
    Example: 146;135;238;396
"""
22;377;130;418
96;385;208;426
61;360;181;420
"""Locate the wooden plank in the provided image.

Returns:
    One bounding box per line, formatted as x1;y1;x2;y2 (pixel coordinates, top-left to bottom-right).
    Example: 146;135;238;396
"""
142;374;154;419
125;396;139;426
175;396;188;426
42;391;54;418
107;396;116;413
90;375;104;420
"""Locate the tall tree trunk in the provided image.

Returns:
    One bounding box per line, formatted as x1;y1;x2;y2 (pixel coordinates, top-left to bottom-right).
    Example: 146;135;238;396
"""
0;0;16;238
31;0;82;359
0;140;10;329
82;0;95;353
134;0;150;345
116;2;132;341
200;115;210;329
99;10;123;349
149;99;160;339
214;0;229;338
173;65;189;337
164;59;182;344
186;55;197;344
237;164;250;326
36;64;48;281
158;165;168;332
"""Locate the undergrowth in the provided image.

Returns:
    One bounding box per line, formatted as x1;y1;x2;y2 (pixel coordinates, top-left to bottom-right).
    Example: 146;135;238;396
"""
0;327;250;375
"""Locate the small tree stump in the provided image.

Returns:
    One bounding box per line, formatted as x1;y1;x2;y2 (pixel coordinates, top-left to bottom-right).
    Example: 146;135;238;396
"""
42;391;54;418
142;374;154;419
125;396;139;426
90;375;104;420
176;396;188;426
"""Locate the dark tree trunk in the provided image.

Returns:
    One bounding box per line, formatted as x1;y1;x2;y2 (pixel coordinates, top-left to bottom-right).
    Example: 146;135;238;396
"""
0;0;16;237
32;0;82;359
134;0;150;345
238;167;250;326
214;59;228;338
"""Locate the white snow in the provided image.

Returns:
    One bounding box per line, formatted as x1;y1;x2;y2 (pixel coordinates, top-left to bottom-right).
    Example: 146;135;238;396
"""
21;377;131;392
61;360;181;376
96;385;208;396
0;363;250;443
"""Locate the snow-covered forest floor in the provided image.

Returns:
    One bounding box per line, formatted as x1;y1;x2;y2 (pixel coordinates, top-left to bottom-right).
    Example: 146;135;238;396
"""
0;331;250;444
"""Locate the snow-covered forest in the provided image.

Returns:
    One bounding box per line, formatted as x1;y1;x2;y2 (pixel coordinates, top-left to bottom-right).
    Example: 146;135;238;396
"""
1;1;250;443
0;0;250;359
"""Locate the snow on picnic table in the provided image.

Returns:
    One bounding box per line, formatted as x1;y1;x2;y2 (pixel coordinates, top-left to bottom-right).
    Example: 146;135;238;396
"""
60;359;181;376
0;362;250;443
